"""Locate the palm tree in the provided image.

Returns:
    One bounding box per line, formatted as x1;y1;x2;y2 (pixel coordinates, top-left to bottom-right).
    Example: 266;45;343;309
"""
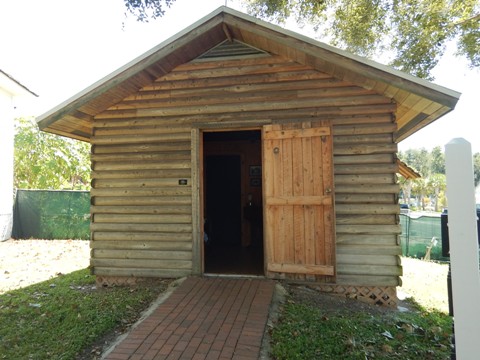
411;178;431;211
428;174;447;212
398;176;413;205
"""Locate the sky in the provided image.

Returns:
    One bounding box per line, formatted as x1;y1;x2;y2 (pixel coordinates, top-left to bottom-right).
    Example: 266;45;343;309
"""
1;0;479;153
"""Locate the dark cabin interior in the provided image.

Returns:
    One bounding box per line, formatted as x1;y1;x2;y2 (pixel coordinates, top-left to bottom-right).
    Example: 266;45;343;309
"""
203;130;264;275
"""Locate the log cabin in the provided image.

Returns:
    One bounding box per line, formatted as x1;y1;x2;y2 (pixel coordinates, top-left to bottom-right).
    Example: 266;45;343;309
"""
37;7;460;306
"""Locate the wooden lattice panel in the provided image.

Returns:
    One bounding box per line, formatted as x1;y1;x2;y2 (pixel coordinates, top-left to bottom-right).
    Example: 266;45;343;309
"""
96;276;146;288
314;284;398;307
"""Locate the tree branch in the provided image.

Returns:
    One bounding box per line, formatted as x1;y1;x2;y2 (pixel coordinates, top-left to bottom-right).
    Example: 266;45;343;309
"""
453;13;480;27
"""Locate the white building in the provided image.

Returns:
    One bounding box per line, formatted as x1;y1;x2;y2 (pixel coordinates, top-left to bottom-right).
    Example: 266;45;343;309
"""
0;70;37;241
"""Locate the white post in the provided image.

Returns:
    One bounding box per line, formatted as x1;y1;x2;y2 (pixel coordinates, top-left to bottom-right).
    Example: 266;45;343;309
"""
445;138;480;359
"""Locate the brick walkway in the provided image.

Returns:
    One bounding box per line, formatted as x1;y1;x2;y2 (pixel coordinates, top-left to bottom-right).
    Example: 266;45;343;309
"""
103;277;275;360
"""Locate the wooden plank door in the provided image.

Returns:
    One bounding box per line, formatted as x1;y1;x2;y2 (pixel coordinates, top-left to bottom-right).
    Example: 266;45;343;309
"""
263;121;335;280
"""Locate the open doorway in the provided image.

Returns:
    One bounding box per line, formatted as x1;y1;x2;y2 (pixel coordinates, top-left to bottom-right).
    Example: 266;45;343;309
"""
205;155;242;247
203;130;264;275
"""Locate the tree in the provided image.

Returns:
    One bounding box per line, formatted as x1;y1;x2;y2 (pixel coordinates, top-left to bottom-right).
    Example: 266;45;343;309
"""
398;147;480;211
398;176;413;204
398;148;431;177
430;146;445;175
123;0;480;80
411;178;431;210
14;117;91;190
124;0;176;21
474;152;480;187
244;0;480;80
428;173;446;211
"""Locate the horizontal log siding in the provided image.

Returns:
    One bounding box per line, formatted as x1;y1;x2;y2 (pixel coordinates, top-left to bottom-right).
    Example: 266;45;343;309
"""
91;55;400;284
90;123;193;277
333;116;401;286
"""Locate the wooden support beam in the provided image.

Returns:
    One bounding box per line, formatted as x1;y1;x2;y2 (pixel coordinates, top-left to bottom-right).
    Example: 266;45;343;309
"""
222;23;233;42
268;263;334;276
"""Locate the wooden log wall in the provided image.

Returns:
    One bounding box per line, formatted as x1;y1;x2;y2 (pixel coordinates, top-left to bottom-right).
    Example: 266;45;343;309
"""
90;54;401;285
90;135;194;278
333;120;402;286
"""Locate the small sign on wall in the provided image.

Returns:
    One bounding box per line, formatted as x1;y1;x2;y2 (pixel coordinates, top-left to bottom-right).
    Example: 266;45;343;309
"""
249;165;261;177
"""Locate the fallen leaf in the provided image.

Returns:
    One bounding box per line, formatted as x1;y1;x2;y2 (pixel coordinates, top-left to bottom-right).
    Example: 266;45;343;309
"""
381;330;394;339
382;344;393;353
402;323;414;333
345;337;356;348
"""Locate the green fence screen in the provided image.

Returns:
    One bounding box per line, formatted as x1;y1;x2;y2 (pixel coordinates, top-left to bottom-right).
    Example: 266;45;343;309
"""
12;189;90;240
8;189;452;256
399;214;446;261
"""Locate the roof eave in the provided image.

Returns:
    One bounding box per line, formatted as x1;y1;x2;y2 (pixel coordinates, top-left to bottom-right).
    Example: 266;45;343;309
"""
37;7;229;132
394;105;455;143
37;6;461;141
221;8;461;108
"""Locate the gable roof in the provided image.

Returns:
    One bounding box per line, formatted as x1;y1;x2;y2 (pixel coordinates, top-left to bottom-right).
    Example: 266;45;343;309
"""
36;6;460;143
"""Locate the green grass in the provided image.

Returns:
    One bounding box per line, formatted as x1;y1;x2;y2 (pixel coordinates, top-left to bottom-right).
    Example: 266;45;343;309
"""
271;299;453;359
0;269;169;360
0;260;453;359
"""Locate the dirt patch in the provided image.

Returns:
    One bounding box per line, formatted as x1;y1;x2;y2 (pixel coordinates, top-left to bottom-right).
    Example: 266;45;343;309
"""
400;256;449;313
0;239;90;294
